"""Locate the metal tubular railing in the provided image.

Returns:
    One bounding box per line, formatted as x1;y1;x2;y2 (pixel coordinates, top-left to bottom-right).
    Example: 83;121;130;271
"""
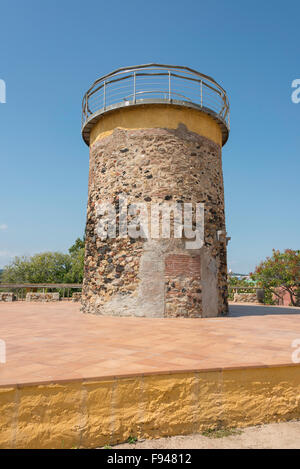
82;64;230;131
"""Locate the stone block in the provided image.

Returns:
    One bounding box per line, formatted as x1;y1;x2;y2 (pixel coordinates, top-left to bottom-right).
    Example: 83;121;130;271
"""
72;292;81;302
0;292;16;302
26;292;60;302
233;292;257;303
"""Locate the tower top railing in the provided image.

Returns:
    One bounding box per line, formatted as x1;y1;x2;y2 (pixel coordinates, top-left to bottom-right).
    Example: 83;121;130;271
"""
81;64;230;145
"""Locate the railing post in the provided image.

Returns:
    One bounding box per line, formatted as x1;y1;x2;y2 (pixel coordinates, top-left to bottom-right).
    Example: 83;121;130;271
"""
200;80;203;107
85;95;88;121
103;81;106;110
133;72;136;104
168;71;171;102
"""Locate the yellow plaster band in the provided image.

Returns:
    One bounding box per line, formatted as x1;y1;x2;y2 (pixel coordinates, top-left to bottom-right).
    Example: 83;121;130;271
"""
0;365;300;448
89;104;223;147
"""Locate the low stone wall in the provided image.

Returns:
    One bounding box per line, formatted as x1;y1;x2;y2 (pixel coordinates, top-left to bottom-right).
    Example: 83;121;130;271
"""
72;292;81;302
233;292;258;303
26;292;60;302
0;292;16;302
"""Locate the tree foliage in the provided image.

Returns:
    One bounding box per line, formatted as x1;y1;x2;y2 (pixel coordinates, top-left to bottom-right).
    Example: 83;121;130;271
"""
65;237;85;283
1;238;85;284
250;249;300;306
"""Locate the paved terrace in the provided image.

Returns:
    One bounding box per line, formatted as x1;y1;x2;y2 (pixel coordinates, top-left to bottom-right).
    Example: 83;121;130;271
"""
0;302;300;387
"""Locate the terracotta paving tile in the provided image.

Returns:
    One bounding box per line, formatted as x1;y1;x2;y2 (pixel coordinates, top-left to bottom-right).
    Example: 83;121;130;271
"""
0;302;300;387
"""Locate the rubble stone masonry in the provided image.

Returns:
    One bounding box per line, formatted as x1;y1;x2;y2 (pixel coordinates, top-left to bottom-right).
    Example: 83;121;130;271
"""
233;293;260;304
26;292;60;302
82;105;228;317
0;292;16;302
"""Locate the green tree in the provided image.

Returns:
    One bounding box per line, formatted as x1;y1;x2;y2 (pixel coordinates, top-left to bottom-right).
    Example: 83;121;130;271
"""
1;252;72;283
251;249;300;307
65;237;85;283
1;237;85;285
68;237;85;256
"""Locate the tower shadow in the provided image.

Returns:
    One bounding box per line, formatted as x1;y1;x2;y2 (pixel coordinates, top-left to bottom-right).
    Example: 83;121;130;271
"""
229;304;300;317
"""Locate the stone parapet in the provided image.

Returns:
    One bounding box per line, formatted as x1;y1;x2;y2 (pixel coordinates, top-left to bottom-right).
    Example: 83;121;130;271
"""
26;292;60;302
0;292;16;302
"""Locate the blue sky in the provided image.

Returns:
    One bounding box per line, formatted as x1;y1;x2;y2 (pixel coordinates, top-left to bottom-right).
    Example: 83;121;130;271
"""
0;0;299;273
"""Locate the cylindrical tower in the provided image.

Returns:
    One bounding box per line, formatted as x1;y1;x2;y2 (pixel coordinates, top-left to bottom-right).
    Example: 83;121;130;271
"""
81;64;230;318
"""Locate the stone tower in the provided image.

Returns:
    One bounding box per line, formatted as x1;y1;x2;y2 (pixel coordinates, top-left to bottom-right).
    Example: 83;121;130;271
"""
81;64;230;317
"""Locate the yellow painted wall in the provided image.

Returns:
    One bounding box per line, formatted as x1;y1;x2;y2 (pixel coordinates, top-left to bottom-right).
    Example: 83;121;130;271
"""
0;365;300;448
89;104;223;147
